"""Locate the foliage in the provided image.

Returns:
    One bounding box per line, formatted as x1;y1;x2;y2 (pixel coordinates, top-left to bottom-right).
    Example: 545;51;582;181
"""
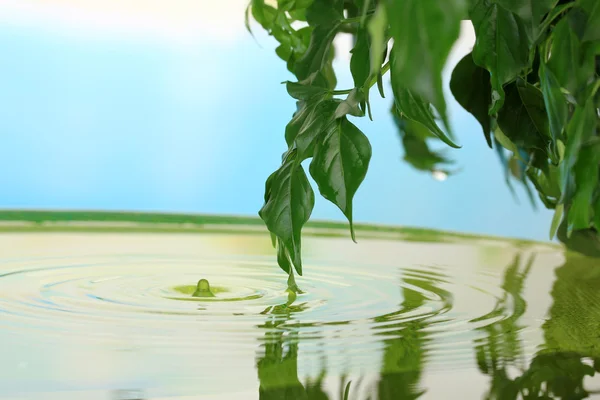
249;0;600;281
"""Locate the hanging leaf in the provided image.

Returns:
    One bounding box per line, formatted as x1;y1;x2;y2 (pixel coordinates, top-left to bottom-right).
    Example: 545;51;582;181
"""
295;99;340;158
305;0;344;26
295;23;340;80
497;80;551;152
539;60;568;147
494;0;555;41
350;28;371;89
550;203;564;240
547;18;585;96
367;4;388;79
470;0;531;114
259;152;315;275
450;52;493;147
393;86;460;148
569;140;600;232
309;117;372;241
386;0;466;127
335;88;366;119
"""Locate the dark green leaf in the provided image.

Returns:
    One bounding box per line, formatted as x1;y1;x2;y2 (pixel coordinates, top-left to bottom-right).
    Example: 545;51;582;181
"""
497;80;551;152
350;29;370;88
285;81;329;100
276;237;293;273
309;117;372;241
386;0;466;126
539;60;568;146
305;0;343;26
259;153;315;275
295;24;340;80
251;0;277;30
377;71;385;98
393;86;460;148
367;4;388;78
470;0;531;114
580;0;600;42
450;53;493;147
569;139;600;232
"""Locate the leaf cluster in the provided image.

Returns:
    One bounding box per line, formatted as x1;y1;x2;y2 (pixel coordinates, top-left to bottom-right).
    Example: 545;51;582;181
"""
249;0;600;279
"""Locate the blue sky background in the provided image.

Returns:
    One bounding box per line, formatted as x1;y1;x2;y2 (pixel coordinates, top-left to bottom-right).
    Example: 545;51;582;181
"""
0;3;554;241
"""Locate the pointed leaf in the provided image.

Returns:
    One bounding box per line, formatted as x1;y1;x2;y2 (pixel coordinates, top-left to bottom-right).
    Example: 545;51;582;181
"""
395;116;453;173
305;0;343;26
393;86;460;148
470;0;531;114
285;81;329;100
367;4;388;78
309;117;372;241
386;0;466;126
295;24;340;80
548;18;585;95
550;203;564;240
334;88;366;119
259;154;315;275
494;0;555;41
497;80;551;152
450;53;493;147
295;99;339;158
350;28;370;89
539;60;568;145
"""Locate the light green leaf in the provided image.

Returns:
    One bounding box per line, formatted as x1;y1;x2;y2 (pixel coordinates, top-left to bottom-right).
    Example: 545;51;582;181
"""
580;0;600;42
350;28;370;89
494;0;555;41
309;117;372;241
334;88;366;119
367;4;387;78
386;0;466;127
539;60;567;146
550;203;564;240
569;140;600;233
470;0;530;114
450;52;493;147
259;152;315;275
561;100;597;201
251;0;277;30
295;24;340;80
547;18;584;96
393;86;460;148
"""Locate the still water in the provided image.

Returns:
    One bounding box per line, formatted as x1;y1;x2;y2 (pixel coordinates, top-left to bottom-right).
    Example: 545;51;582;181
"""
0;211;599;399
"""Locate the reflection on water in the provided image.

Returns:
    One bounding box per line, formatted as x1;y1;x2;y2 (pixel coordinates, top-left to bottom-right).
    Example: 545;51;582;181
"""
0;212;599;399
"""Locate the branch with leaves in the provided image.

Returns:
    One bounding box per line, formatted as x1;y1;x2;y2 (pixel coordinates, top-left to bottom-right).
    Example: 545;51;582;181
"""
248;0;600;288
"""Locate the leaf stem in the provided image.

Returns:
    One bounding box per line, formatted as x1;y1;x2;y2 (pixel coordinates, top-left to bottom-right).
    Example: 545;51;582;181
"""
342;13;373;25
331;61;390;95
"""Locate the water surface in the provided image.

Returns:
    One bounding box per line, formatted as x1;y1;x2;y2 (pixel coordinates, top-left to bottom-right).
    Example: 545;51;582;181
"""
0;211;598;399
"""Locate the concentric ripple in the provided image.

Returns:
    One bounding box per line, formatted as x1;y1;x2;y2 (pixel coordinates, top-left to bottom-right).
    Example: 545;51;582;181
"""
0;217;569;398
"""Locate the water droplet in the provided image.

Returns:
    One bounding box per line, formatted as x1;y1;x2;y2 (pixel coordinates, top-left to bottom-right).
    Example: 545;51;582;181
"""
432;170;448;181
193;279;215;298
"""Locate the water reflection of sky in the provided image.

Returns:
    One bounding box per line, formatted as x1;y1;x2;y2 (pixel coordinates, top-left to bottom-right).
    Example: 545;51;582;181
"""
0;1;553;241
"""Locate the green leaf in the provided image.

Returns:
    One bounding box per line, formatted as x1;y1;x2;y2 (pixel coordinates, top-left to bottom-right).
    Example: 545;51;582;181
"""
295;24;340;81
539;60;568;145
276;238;293;274
386;0;466;126
305;0;343;26
251;0;277;30
259;152;315;275
395;117;453;173
309;117;372;241
285;81;329;100
494;0;555;41
367;4;388;78
277;0;295;11
496;80;551;152
547;18;584;95
561;100;597;201
295;99;340;158
450;53;493;147
393;86;460;148
550;203;564;240
569;139;600;232
334;88;366;119
580;0;600;42
350;28;370;89
470;0;531;114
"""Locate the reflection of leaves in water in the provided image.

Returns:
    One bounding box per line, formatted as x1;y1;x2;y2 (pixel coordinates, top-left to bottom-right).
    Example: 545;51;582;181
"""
475;252;600;399
375;270;445;399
